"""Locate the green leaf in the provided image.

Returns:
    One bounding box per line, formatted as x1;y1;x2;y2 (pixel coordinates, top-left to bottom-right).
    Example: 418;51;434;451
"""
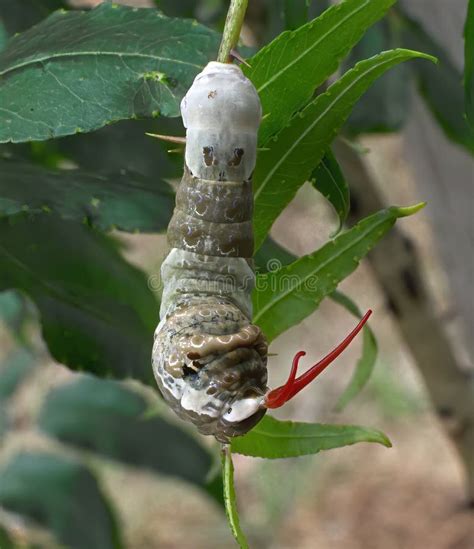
0;158;175;233
57;118;183;178
0;20;7;52
331;290;378;410
0;3;220;143
252;49;434;250
38;375;223;502
343;18;412;134
399;9;474;154
0;525;14;549
0;214;158;385
0;0;66;36
245;0;396;144
231;415;391;458
0;452;123;549
253;204;425;342
465;0;474;128
0;348;36;401
254;237;296;273
222;447;249;549
311;149;350;234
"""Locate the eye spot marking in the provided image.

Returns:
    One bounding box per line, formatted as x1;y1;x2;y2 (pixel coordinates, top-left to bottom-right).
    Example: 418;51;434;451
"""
182;364;198;378
228;148;244;167
203;146;214;166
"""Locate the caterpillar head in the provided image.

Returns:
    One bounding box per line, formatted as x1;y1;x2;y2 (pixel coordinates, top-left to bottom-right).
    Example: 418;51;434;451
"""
184;344;268;442
181;62;261;182
153;298;268;443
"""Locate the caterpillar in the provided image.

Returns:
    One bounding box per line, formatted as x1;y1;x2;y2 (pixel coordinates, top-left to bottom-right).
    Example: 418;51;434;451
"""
152;61;371;443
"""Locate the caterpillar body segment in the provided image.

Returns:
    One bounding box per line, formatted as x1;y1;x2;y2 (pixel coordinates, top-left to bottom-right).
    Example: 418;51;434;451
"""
152;62;268;443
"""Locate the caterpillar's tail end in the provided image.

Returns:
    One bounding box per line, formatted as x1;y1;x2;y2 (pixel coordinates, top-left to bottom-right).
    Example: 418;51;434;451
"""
264;310;373;409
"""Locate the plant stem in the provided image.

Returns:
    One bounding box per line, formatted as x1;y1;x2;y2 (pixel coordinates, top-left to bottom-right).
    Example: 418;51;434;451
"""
221;445;249;548
217;0;249;63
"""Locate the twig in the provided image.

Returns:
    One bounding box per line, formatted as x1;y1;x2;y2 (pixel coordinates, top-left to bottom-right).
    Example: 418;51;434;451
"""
217;0;249;63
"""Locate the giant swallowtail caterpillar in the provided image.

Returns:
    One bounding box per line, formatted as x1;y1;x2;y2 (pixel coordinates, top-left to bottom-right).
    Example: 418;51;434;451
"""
152;62;371;443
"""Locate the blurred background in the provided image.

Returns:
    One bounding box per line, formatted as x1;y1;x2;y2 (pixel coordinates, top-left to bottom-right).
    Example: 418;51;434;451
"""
0;0;473;548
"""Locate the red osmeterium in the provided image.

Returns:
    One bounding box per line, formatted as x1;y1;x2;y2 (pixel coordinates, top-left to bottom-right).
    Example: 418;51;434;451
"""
264;350;305;408
264;310;373;409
